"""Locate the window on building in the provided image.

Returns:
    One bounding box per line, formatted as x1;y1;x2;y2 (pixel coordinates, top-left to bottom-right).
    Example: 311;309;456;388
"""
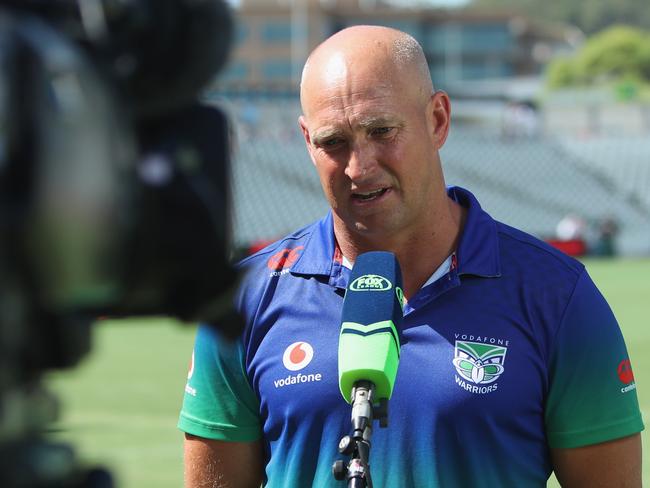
429;66;448;85
235;21;249;45
462;61;513;79
424;24;461;54
217;61;250;81
261;59;294;79
424;22;513;55
462;23;512;53
261;21;293;43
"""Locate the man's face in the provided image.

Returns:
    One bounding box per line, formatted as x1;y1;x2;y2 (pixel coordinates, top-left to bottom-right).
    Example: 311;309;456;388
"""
300;60;447;242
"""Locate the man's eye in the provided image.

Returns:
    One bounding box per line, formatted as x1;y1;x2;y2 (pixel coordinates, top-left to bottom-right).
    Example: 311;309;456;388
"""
321;138;343;148
372;127;393;136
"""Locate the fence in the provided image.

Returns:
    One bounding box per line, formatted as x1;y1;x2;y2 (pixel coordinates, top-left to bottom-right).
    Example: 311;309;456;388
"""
208;93;650;257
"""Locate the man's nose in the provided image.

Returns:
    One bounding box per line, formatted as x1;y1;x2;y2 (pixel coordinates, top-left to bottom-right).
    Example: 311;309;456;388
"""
344;142;378;181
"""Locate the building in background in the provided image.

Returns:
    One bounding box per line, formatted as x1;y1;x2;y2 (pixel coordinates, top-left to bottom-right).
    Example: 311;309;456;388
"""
215;0;581;95
208;2;649;257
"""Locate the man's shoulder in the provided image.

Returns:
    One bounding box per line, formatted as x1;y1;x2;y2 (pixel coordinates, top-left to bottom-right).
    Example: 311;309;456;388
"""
453;186;584;283
237;218;322;272
495;220;585;279
233;216;332;337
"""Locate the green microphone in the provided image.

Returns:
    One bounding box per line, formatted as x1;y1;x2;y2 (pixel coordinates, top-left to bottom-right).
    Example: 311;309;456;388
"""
338;251;404;404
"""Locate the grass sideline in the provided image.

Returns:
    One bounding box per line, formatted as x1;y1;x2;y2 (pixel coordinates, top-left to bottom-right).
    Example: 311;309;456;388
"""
46;258;650;487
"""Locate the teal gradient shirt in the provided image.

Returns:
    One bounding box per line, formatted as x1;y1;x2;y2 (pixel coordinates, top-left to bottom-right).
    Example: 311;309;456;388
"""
179;187;644;487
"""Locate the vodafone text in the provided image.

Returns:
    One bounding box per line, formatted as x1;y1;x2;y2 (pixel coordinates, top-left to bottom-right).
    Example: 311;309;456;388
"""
274;372;322;388
454;333;509;346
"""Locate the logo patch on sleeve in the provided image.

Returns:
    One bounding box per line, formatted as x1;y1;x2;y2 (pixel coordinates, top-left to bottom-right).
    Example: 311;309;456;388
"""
618;358;637;393
267;246;304;276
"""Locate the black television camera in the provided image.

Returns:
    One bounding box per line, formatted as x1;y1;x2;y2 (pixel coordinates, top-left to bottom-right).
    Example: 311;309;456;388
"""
0;0;239;485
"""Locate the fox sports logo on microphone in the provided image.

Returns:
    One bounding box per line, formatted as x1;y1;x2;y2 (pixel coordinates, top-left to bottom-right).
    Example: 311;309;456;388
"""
350;274;392;292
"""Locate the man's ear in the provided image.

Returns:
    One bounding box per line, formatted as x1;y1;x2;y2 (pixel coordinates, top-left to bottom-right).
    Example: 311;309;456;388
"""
298;115;317;165
298;115;310;144
429;91;451;150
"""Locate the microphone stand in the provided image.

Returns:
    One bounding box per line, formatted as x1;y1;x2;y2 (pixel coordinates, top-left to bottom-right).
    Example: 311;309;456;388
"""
332;380;389;488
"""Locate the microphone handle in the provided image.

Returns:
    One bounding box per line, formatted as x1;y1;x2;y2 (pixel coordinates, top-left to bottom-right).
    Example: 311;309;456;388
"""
351;381;375;435
349;382;375;488
351;476;369;488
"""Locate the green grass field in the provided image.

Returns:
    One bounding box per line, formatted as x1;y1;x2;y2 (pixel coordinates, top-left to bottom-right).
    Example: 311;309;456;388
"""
46;258;650;487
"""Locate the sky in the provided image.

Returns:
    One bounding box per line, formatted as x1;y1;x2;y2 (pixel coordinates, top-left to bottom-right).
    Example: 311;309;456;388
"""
382;0;470;6
225;0;471;7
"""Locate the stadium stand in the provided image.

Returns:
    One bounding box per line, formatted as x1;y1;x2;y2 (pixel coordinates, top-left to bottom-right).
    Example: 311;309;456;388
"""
211;95;650;257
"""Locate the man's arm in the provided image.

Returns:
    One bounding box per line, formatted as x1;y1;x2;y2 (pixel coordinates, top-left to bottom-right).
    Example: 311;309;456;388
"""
184;434;264;488
551;433;642;488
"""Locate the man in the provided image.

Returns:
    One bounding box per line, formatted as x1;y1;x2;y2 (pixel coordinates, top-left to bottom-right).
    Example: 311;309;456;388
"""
179;26;643;487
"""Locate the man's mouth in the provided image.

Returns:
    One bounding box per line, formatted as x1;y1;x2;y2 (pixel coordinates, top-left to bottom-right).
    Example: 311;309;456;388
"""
352;188;389;202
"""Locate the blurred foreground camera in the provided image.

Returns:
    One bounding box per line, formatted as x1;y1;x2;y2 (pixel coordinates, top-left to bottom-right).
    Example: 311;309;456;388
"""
0;0;238;486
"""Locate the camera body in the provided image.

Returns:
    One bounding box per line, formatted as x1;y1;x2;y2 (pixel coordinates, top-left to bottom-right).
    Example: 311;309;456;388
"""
0;1;239;485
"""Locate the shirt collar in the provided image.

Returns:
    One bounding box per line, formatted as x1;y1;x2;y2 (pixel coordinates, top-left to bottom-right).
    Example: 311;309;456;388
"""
290;211;338;278
449;186;501;278
289;186;501;282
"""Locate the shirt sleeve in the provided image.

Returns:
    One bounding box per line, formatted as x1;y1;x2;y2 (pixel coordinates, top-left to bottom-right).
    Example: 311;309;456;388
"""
177;324;262;442
545;269;644;448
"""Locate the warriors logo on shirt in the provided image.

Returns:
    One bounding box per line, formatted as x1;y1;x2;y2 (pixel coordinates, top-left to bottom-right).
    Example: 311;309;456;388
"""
453;339;508;394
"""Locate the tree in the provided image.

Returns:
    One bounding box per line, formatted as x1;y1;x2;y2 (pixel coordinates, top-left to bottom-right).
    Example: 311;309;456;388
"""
574;26;650;83
545;25;650;91
546;58;576;89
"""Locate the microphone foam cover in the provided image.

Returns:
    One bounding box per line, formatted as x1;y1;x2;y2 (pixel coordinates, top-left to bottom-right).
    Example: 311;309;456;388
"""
338;251;404;403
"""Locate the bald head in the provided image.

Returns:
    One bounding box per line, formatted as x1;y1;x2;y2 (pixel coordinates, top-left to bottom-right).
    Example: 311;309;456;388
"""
300;25;434;116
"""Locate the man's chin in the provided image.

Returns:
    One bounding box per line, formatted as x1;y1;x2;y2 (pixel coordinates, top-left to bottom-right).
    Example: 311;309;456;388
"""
334;212;395;240
350;219;390;237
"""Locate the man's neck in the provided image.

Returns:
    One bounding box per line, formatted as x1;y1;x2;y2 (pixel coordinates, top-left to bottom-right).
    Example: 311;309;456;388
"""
334;197;466;299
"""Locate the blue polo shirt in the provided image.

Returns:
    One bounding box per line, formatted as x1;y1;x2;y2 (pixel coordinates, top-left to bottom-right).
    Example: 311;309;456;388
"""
179;187;643;487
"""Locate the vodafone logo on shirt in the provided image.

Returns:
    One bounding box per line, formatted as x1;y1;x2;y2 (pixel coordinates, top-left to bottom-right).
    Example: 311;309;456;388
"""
274;342;322;389
282;342;314;371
